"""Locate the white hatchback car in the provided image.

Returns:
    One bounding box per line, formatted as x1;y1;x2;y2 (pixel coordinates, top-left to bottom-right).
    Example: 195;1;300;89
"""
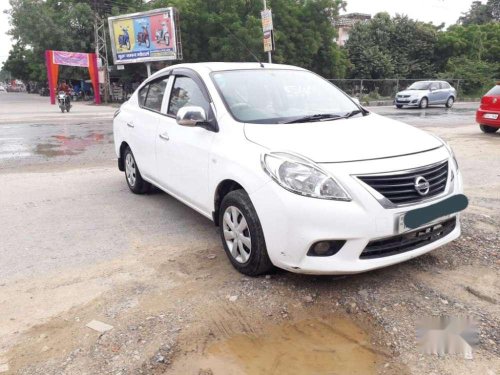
114;63;467;276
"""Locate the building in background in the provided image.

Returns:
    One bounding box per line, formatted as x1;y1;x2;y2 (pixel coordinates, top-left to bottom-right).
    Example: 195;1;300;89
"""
333;13;371;46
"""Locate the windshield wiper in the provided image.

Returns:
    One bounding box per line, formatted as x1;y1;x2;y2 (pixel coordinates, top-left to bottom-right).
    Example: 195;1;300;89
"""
283;113;343;124
342;109;364;119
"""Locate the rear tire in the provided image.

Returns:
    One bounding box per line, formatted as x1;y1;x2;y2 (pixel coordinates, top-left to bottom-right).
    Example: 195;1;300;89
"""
219;190;273;276
446;97;454;108
123;146;151;194
419;97;428;109
480;124;499;133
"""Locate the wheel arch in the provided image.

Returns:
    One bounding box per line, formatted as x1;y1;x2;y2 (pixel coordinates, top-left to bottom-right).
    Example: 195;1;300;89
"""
118;141;130;171
213;179;245;226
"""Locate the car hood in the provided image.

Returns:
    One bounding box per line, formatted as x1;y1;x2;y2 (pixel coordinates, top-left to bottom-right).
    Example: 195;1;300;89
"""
397;89;428;96
244;113;443;163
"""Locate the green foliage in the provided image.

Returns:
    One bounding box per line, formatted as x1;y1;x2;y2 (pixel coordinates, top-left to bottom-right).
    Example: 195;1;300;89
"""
153;0;347;78
345;13;440;79
438;57;498;96
458;0;500;25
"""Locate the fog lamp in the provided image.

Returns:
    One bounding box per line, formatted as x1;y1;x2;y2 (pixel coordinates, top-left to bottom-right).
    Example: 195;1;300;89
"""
308;240;346;257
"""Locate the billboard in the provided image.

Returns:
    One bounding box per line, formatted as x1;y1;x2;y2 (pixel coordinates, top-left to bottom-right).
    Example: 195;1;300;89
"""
108;8;182;65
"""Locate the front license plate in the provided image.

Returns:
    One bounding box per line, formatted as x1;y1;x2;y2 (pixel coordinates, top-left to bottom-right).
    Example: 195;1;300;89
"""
396;194;469;233
484;113;499;119
398;212;453;233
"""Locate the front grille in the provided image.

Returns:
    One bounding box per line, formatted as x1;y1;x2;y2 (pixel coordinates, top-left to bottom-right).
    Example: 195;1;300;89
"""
397;94;410;98
358;160;449;205
360;217;456;259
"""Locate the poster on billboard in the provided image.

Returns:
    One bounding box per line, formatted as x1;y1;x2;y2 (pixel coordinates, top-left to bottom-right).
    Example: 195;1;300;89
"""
108;8;182;65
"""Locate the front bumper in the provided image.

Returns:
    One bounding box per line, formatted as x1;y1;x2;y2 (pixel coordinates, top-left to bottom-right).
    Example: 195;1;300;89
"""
476;109;500;127
249;147;463;275
395;98;420;106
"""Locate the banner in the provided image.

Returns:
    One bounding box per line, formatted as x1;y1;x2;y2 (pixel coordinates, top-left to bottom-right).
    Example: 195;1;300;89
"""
53;51;89;67
45;50;101;105
108;8;182;65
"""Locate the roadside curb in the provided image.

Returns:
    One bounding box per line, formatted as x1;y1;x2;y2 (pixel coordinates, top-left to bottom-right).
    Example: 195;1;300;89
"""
364;98;481;107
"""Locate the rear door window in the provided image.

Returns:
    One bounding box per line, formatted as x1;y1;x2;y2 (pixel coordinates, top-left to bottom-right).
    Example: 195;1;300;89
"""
486;85;500;96
138;85;148;107
143;77;169;112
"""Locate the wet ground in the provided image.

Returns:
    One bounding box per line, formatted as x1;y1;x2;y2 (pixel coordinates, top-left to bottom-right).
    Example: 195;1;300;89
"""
0;93;499;375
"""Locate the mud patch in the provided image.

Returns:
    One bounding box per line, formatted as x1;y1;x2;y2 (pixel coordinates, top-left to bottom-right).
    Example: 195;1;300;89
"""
170;317;383;375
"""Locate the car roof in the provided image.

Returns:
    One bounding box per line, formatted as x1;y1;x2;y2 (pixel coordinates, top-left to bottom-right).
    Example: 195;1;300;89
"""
150;62;306;79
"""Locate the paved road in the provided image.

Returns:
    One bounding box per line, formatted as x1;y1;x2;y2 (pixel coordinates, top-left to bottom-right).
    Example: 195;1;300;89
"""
0;93;480;172
0;92;492;282
1;92;499;375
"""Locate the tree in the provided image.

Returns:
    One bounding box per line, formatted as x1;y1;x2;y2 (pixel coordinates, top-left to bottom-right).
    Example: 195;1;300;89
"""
4;0;147;82
458;0;500;25
345;13;439;79
152;0;348;77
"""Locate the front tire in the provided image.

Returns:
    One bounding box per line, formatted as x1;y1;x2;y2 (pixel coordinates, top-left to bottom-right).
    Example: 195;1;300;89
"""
123;146;151;194
480;124;499;133
219;190;273;276
446;96;454;108
419;97;428;109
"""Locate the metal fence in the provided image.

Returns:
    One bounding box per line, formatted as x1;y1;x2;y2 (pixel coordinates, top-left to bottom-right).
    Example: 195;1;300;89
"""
327;79;466;99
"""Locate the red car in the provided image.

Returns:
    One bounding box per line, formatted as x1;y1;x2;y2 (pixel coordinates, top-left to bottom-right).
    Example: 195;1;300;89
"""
476;83;500;133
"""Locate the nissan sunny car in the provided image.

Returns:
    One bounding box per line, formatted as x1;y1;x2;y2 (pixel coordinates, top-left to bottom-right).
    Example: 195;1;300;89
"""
113;63;466;276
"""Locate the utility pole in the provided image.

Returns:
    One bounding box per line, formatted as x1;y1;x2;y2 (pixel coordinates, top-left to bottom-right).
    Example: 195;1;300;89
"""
262;0;272;64
93;0;111;103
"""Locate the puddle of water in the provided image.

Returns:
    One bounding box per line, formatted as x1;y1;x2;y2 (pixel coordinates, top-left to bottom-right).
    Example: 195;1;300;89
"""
173;317;381;375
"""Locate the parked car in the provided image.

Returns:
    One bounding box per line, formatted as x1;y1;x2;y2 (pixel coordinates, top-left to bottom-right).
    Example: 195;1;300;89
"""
114;63;466;276
395;81;457;109
476;83;500;134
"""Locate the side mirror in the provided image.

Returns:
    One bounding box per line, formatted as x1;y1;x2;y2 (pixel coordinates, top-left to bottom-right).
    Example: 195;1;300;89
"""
176;106;207;127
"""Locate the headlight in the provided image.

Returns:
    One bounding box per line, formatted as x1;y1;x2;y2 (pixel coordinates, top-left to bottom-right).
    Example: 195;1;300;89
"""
430;134;459;170
261;152;351;201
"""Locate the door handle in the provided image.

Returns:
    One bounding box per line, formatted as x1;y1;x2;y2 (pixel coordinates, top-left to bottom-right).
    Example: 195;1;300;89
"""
159;132;170;141
127;122;134;128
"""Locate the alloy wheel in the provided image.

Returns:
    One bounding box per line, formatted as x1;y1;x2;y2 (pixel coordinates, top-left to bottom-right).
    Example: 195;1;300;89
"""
222;206;252;263
125;153;137;187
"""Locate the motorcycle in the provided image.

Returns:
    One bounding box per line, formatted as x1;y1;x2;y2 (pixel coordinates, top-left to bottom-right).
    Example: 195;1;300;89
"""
137;25;150;48
118;27;131;50
155;23;170;45
57;91;71;113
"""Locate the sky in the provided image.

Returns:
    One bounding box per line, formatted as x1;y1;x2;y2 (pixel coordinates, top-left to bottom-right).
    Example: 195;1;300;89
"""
340;0;479;26
0;0;484;67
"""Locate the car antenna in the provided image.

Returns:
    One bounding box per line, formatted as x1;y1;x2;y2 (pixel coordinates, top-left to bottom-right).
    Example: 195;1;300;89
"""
221;24;265;68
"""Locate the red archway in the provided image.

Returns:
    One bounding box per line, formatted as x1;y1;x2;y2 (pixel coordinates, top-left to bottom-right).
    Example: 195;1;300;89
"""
45;50;101;105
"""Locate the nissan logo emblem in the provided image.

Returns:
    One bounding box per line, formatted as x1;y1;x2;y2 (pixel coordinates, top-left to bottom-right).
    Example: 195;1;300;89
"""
414;176;430;196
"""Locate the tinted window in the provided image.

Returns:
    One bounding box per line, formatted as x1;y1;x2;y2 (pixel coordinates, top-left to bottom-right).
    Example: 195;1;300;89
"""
168;76;209;116
486;85;500;96
143;78;168;112
138;85;148;107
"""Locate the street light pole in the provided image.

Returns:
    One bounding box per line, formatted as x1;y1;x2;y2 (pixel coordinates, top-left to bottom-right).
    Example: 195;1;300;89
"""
263;0;272;64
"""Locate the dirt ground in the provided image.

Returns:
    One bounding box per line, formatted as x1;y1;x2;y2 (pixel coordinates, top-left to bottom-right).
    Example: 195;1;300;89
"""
0;96;498;374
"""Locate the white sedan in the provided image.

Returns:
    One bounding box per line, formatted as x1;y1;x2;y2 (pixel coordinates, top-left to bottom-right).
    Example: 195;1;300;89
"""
113;63;466;275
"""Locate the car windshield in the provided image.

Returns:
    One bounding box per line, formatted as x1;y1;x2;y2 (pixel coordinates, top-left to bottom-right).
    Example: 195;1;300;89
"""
408;81;432;90
211;69;360;124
